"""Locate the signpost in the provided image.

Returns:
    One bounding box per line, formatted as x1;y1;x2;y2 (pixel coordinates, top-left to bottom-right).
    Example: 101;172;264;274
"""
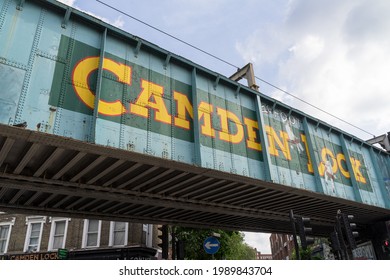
203;236;220;255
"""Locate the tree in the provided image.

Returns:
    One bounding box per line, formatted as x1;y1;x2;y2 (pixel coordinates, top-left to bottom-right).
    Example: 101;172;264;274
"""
291;238;327;260
291;247;313;260
174;227;256;260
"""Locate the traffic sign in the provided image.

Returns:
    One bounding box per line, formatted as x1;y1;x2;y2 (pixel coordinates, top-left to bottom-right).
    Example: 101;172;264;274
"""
203;236;220;254
57;248;69;260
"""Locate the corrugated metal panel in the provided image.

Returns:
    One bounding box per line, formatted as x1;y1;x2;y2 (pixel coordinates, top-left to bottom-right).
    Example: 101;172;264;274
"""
0;0;389;234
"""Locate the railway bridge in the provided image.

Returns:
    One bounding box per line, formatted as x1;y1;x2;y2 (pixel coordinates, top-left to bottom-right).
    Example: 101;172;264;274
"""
0;0;389;244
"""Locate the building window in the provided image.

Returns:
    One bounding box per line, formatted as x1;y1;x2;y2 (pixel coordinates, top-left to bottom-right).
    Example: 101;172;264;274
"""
109;221;128;247
24;216;46;253
48;218;70;251
82;219;101;248
0;219;14;254
143;224;153;247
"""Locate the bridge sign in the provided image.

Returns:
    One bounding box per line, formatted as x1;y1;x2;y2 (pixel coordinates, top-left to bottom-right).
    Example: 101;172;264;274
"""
203;236;220;255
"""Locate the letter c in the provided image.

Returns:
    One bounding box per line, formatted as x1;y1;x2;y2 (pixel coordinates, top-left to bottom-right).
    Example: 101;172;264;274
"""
72;57;131;116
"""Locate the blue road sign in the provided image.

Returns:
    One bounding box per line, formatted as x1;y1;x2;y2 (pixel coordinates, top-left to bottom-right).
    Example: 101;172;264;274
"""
203;236;220;254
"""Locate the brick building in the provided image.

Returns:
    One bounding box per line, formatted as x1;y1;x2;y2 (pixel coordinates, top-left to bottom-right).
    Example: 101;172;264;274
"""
256;250;272;260
0;212;160;260
269;233;295;260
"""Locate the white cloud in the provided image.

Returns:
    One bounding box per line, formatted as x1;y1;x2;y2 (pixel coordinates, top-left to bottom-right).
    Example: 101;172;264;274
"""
161;0;224;28
243;232;271;254
57;0;76;7
112;16;125;29
288;35;324;62
236;0;390;139
57;0;124;29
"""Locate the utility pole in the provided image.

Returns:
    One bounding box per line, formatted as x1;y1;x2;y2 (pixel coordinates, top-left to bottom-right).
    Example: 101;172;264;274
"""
158;225;169;260
334;209;359;260
335;211;349;260
290;210;315;260
329;230;342;260
289;210;301;260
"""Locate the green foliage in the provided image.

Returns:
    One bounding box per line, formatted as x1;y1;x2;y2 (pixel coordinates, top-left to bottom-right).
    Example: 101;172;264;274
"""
291;246;324;260
291;237;328;260
174;227;256;260
291;247;312;260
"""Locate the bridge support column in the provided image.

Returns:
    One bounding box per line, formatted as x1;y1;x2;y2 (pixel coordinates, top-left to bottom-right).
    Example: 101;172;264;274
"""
339;136;362;203
255;95;272;182
91;28;107;143
369;148;390;209
302;118;325;194
191;68;202;166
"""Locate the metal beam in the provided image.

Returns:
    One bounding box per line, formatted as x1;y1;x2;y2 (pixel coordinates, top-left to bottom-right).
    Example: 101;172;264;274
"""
164;177;215;196
191;182;238;200
0;202;277;233
213;185;255;203
142;172;189;192
86;159;125;184
61;7;71;28
191;68;202;166
33;148;64;177
13;143;40;174
24;191;41;206
51;152;87;180
178;180;227;198
90;200;114;212
65;197;86;210
102;202;127;213
255;95;273;182
130;168;175;191
134;39;142;57
79;199;102;211
369;147;390;208
366;133;390;152
102;162;142;187
38;193;57;207
0;138;15;167
52;195;74;208
163;53;171;69
70;155;106;182
339;135;363;203
91;28;107;143
16;0;25;10
121;166;160;190
0;178;292;222
229;63;259;91
302;117;325;194
9;189;24;204
231;189;284;205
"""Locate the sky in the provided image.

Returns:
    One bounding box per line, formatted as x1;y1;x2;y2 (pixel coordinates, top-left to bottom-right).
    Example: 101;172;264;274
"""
57;0;390;254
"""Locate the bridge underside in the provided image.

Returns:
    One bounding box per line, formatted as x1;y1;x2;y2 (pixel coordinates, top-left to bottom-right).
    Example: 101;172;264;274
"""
0;124;389;235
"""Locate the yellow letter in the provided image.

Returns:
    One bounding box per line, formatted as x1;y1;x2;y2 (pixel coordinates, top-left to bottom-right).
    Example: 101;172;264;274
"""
265;126;292;160
336;153;350;178
72;57;130;116
318;147;338;176
350;157;367;184
300;134;314;173
244;117;262;151
216;107;244;144
130;80;171;124
198;102;215;137
173;91;193;129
